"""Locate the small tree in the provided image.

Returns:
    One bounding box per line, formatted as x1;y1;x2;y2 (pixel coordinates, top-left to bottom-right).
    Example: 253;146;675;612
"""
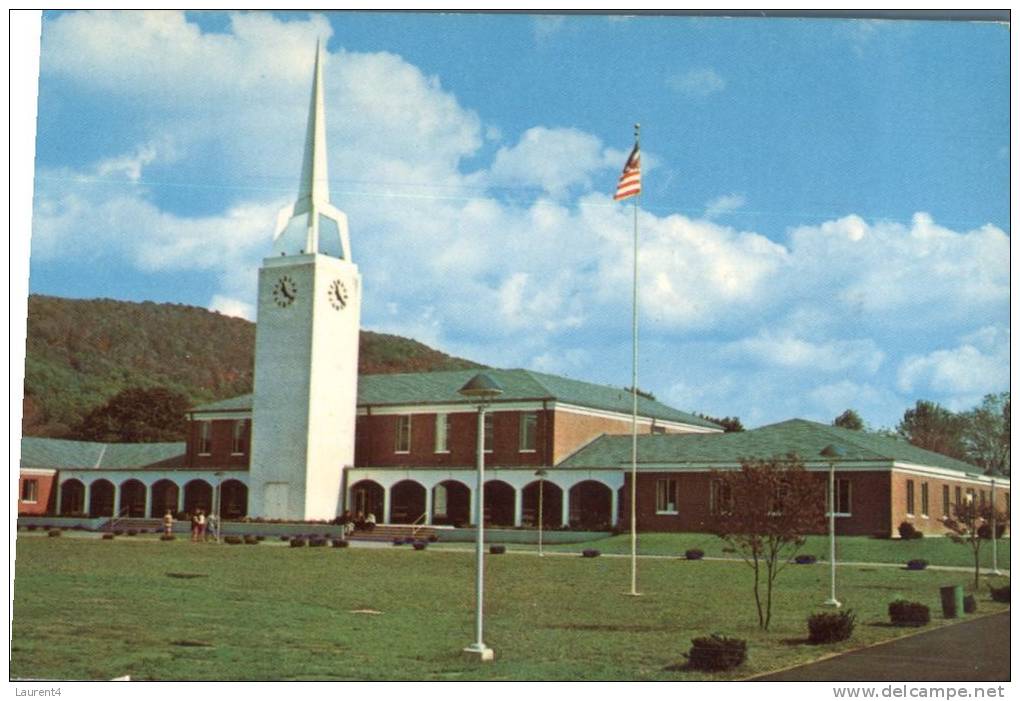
710;456;826;630
76;386;191;442
833;409;864;431
945;499;1009;590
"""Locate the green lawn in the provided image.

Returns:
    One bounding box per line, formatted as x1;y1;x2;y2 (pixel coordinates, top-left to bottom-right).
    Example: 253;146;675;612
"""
11;535;1009;680
525;533;1011;570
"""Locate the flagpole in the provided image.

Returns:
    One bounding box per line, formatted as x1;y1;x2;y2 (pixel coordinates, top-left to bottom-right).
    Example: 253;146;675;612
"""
628;123;641;597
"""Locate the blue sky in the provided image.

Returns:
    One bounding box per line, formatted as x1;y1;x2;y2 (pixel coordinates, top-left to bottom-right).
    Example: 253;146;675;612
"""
22;11;1010;429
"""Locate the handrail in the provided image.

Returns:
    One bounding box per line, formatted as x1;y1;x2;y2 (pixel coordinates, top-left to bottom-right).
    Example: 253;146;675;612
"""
104;505;132;531
410;511;429;538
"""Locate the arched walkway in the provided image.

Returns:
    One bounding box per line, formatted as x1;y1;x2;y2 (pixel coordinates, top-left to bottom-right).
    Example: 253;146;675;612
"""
350;480;384;522
569;480;612;529
89;479;114;517
150;479;180;517
119;479;147;517
59;479;85;516
220;479;248;519
184;479;213;515
522;480;563;528
432;480;470;527
390;480;426;524
484;480;515;527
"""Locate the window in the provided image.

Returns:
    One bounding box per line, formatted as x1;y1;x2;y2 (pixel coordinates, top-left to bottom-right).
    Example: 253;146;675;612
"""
21;479;38;503
435;414;451;453
942;485;950;517
710;479;733;515
198;421;212;455
395;415;411;453
906;480;915;515
433;484;448;518
484;412;494;453
656;479;678;514
651;424;667;435
519;412;538;452
231;420;248;455
921;483;929;517
828;478;851;516
955;486;962;508
966;488;976;505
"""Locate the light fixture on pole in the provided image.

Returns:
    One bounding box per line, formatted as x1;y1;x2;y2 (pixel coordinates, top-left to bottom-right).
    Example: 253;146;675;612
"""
458;372;504;662
990;477;1000;575
214;471;224;544
535;468;548;557
819;445;845;608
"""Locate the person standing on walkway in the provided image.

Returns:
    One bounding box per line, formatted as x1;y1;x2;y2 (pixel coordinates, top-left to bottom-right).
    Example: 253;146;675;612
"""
163;510;174;537
196;510;207;542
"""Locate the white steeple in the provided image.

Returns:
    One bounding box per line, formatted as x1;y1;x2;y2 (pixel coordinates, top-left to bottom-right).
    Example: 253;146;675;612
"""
272;41;351;260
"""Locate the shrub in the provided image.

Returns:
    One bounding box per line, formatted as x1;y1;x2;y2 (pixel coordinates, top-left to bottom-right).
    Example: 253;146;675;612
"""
393;537;404;546
160;534;175;541
977;523;1007;539
898;521;916;539
906;559;928;571
963;594;977;614
244;536;259;545
127;530;138;536
113;529;124;536
26;525;37;532
428;534;438;542
47;530;61;537
990;584;1010;603
685;548;704;560
490;545;506;555
413;541;427;551
280;535;290;541
256;535;265;541
224;536;243;545
102;533;115;540
309;538;326;547
331;539;349;548
582;549;600;558
687;635;747;671
889;600;930;626
795;554;817;565
290;538;306;548
404;536;416;545
807;610;856;644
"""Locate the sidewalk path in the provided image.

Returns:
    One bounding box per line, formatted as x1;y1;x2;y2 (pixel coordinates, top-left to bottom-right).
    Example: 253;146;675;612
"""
753;611;1010;682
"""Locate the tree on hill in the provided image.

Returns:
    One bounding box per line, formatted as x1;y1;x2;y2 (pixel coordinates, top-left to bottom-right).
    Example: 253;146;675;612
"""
699;414;744;432
76;387;191;443
833;409;864;431
897;400;967;462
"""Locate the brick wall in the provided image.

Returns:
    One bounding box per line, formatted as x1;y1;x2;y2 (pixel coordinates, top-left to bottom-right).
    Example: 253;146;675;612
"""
18;472;57;515
187;418;251;468
891;470;1010;536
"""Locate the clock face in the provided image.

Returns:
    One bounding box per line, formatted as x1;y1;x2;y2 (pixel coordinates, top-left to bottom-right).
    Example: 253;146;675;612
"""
328;278;349;310
272;275;297;307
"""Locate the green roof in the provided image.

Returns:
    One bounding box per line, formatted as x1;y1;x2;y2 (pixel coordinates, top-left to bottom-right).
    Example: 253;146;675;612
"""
21;436;186;470
560;418;986;475
191;369;720;429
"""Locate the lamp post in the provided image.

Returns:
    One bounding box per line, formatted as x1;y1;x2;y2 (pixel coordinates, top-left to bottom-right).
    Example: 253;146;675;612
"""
819;445;845;608
458;373;504;662
535;468;548;557
991;478;1000;575
214;471;224;544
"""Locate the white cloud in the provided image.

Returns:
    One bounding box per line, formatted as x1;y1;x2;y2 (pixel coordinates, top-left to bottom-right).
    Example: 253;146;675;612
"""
727;332;884;374
897;326;1009;401
704;193;745;219
95;139;174;182
487;127;616;198
209;295;254;321
667;67;726;97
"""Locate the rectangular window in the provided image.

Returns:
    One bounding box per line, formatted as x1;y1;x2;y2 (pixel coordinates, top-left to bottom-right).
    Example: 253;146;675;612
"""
21;479;38;503
656;479;678;514
955;486;962;508
710;479;733;515
921;483;929;517
231;419;248;455
435;414;451;453
484;412;494;453
198;421;212;455
828;478;851;516
906;480;915;515
433;483;448;517
942;485;950;517
519;412;538;452
395;415;411;453
980;491;987;508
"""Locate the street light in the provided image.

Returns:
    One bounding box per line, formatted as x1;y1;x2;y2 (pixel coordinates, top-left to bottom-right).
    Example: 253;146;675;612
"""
214;471;224;544
535;468;548;557
819;445;846;608
458;372;504;662
990;477;1000;575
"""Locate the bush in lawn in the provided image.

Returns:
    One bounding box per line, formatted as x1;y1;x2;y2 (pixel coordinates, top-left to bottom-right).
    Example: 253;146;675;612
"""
489;545;506;555
280;535;290;541
113;529;124;536
244;536;259;545
795;554;817;565
309;537;326;548
685;548;704;560
331;539;349;548
582;549;600;558
48;530;61;537
256;535;265;541
963;594;977;614
428;534;438;542
906;559;928;571
290;538;306;548
27;525;37;532
392;537;404;546
224;535;243;545
888;600;930;626
990;584;1010;603
160;534;175;541
102;533;115;540
127;529;138;536
898;521;917;539
413;541;427;551
807;610;856;644
686;635;747;671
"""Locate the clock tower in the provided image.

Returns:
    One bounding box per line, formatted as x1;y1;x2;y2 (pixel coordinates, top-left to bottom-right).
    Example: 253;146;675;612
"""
248;44;361;520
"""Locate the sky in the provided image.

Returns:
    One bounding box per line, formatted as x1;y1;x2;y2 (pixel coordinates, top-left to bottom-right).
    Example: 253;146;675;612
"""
19;10;1010;430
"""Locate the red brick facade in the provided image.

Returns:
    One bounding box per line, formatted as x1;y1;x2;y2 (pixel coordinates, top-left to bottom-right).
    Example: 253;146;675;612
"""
186;418;250;468
18;472;57;516
891;470;1010;536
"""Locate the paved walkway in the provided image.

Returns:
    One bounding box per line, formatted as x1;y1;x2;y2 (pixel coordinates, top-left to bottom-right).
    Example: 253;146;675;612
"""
754;611;1010;681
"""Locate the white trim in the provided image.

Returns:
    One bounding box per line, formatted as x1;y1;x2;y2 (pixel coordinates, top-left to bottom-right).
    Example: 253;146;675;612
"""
891;461;1007;487
552;402;721;433
19;468;56;477
519;449;537;454
360;401;544;416
189;410;252;421
655;510;679;516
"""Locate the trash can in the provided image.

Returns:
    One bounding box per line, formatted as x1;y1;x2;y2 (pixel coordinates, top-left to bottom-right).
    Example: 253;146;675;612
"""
940;585;964;618
963;594;977;614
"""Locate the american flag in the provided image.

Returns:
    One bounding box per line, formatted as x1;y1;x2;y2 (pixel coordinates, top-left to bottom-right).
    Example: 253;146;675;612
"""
613;144;641;201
